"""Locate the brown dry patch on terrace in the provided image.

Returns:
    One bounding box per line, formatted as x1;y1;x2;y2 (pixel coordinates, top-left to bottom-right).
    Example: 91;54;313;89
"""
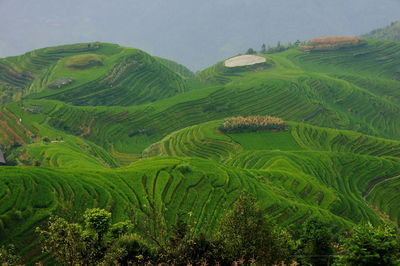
81;118;97;137
0;120;26;145
0;63;35;78
109;111;129;121
3;108;34;136
0;63;35;86
300;36;362;51
0;108;33;145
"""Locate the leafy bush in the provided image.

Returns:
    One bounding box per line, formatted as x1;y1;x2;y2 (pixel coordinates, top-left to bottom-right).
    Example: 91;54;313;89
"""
113;234;155;265
159;219;227;265
220;116;286;133
0;244;21;265
36;208;133;265
217;194;295;264
298;218;335;266
335;223;400;266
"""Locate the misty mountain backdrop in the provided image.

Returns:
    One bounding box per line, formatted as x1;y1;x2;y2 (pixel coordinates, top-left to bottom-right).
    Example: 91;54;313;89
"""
362;20;400;41
1;0;400;70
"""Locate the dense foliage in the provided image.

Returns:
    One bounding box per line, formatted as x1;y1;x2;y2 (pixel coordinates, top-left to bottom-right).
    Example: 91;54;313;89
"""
7;200;400;265
34;196;298;265
36;208;132;265
336;223;400;265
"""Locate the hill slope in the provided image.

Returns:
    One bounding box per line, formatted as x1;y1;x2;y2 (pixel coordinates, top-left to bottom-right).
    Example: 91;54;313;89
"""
362;21;400;42
0;156;356;262
1;40;400;262
0;43;198;106
1;39;400;165
144;120;400;225
2;121;400;262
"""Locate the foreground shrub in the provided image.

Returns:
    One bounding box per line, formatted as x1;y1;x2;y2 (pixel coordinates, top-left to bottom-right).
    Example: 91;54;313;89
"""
220;116;285;133
113;234;155;265
0;244;21;265
336;223;400;265
36;208;132;265
217;194;295;264
157;219;226;265
298;218;335;266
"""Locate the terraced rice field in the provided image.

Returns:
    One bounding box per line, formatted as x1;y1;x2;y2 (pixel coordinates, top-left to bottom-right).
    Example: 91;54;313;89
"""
1;157;352;262
0;42;196;106
3;40;400;156
145;120;400;225
1;39;400;262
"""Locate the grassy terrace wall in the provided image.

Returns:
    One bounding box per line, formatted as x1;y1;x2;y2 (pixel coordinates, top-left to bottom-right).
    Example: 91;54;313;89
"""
0;157;354;262
1;40;400;262
2;40;400;156
3;125;400;261
144;120;400;226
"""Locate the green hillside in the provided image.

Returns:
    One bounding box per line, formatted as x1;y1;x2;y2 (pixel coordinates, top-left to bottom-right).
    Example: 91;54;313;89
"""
1;157;354;261
1;39;400;263
362;21;400;42
0;42;199;106
1;121;400;262
144;120;400;224
2;39;398;159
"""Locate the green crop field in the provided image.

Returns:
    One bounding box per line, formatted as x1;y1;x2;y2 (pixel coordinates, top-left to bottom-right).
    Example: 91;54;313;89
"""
0;38;400;263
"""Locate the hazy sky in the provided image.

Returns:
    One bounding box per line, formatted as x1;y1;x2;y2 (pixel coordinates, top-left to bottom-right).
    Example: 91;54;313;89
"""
1;0;399;70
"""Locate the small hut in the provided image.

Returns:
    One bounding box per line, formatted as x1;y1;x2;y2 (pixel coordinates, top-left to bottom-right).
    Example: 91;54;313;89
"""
0;149;6;165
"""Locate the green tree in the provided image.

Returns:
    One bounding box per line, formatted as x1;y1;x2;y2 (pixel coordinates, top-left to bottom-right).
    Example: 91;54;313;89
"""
0;244;21;265
246;48;256;54
36;217;85;265
84;208;111;240
261;43;267;53
37;208;132;265
160;219;226;265
112;234;155;265
336;223;400;265
298;218;334;266
218;194;294;264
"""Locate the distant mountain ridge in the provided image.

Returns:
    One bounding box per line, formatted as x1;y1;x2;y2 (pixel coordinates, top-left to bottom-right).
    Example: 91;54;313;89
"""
362;20;400;42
